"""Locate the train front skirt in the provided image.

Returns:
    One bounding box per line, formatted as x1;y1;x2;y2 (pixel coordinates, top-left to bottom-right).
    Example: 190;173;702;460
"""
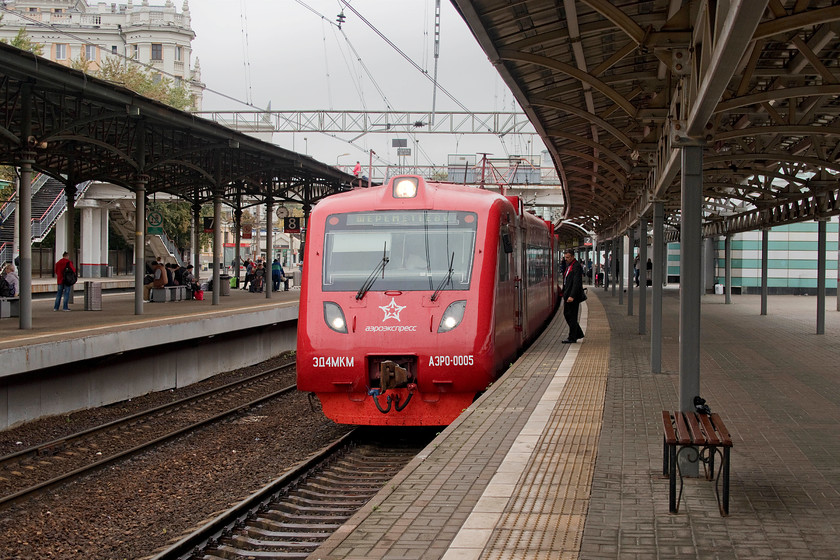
315;389;475;426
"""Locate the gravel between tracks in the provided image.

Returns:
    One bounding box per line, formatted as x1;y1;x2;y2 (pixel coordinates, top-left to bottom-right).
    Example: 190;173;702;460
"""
0;354;353;560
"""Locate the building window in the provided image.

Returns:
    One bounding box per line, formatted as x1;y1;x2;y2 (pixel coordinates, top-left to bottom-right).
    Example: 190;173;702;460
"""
175;46;182;62
85;45;96;61
29;7;38;12
133;44;139;58
55;44;68;60
112;45;117;54
151;43;162;61
54;8;63;13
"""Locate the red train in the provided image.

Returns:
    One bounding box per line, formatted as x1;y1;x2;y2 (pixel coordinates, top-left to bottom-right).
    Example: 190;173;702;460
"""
296;175;560;426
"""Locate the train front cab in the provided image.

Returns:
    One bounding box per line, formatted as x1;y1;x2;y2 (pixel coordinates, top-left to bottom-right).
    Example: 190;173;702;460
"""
298;176;521;426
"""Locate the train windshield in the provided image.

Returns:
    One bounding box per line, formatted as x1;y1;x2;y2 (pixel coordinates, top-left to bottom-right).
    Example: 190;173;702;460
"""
322;210;477;292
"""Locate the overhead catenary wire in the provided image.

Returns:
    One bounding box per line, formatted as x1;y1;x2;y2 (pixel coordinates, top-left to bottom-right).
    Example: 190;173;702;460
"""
338;0;471;114
239;0;254;105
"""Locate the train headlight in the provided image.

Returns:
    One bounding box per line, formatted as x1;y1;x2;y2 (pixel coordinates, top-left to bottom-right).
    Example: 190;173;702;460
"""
393;177;419;198
438;300;466;333
324;301;348;333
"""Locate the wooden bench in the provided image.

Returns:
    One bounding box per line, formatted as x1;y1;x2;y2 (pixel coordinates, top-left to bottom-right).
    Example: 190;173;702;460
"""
150;286;187;302
0;297;20;318
661;410;733;516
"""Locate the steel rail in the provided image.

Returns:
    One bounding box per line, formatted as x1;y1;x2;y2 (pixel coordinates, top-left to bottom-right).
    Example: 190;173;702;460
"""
0;362;296;507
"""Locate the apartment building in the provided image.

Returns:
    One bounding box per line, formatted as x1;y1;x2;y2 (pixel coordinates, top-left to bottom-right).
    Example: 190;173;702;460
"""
0;0;203;108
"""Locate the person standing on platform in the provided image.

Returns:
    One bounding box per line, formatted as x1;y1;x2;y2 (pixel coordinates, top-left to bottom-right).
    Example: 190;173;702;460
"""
2;263;19;296
646;257;653;286
561;249;585;344
53;251;76;311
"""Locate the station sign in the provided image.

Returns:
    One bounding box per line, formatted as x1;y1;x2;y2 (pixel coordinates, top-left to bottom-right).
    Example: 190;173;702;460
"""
284;216;302;233
146;211;163;235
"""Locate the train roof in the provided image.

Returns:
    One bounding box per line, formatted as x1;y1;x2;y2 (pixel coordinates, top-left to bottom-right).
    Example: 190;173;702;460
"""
313;176;514;215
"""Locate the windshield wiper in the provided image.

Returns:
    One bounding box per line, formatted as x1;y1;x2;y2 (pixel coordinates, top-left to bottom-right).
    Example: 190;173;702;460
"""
356;242;389;300
431;252;455;302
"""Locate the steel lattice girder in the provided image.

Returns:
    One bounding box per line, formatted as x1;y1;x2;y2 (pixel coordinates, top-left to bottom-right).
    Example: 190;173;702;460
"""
452;0;840;238
0;42;354;209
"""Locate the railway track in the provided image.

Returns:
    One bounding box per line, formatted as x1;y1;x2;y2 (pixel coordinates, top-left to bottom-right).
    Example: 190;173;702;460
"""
152;428;432;560
0;362;296;507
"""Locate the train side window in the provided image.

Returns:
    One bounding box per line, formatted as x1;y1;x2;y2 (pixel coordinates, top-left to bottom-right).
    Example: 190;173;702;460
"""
498;227;510;282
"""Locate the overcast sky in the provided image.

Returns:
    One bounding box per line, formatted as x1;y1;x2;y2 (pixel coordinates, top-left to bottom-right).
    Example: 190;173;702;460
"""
190;0;544;170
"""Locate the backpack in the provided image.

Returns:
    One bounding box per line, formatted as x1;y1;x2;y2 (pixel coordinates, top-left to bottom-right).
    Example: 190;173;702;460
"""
63;263;78;286
0;275;12;297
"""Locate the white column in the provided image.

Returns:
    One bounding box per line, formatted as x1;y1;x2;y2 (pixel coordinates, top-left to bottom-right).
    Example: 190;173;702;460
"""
55;213;69;255
100;207;110;276
80;206;98;277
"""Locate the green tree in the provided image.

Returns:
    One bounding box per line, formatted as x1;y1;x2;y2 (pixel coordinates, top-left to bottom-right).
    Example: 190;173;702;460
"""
96;57;194;111
0;167;14;201
5;28;44;56
148;199;193;251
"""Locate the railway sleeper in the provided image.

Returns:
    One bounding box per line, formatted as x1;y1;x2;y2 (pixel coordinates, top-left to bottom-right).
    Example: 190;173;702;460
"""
226;535;320;550
210;544;307;559
273;503;358;515
284;495;368;507
258;511;353;523
244;527;333;540
250;518;343;532
291;487;371;500
308;474;387;486
329;464;399;475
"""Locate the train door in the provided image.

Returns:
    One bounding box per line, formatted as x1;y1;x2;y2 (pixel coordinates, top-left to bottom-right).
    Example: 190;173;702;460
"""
517;220;528;342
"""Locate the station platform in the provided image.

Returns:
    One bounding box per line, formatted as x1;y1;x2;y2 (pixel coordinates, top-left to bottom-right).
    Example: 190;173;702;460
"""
311;290;840;559
0;276;301;429
0;275;299;348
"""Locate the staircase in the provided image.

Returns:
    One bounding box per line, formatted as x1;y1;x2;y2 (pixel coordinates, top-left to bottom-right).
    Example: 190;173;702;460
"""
1;177;185;267
0;176;87;264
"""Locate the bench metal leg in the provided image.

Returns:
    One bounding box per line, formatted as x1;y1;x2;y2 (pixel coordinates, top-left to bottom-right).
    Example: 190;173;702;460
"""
722;447;730;516
668;443;677;513
662;436;669;477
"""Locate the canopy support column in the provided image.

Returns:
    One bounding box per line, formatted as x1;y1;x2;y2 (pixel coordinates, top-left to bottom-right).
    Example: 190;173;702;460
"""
627;230;634;316
817;218;827;334
724;234;732;304
639;219;648;334
652;203;664;373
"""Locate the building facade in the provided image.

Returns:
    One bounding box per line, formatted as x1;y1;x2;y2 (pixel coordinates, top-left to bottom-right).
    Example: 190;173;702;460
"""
0;0;203;108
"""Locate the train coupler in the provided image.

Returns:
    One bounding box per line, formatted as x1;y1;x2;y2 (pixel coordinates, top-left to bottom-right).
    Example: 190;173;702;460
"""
379;360;409;392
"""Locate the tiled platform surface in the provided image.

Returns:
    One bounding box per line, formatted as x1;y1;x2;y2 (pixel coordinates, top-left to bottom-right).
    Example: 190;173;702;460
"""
312;289;840;559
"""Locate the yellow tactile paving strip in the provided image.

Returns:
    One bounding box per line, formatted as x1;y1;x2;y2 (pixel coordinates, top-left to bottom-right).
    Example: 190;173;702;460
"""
444;295;609;560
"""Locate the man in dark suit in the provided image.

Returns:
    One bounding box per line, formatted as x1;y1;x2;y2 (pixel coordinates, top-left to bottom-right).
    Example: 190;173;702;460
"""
561;249;585;343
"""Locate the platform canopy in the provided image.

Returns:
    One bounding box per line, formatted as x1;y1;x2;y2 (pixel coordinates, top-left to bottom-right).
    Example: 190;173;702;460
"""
452;0;840;239
0;42;354;207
